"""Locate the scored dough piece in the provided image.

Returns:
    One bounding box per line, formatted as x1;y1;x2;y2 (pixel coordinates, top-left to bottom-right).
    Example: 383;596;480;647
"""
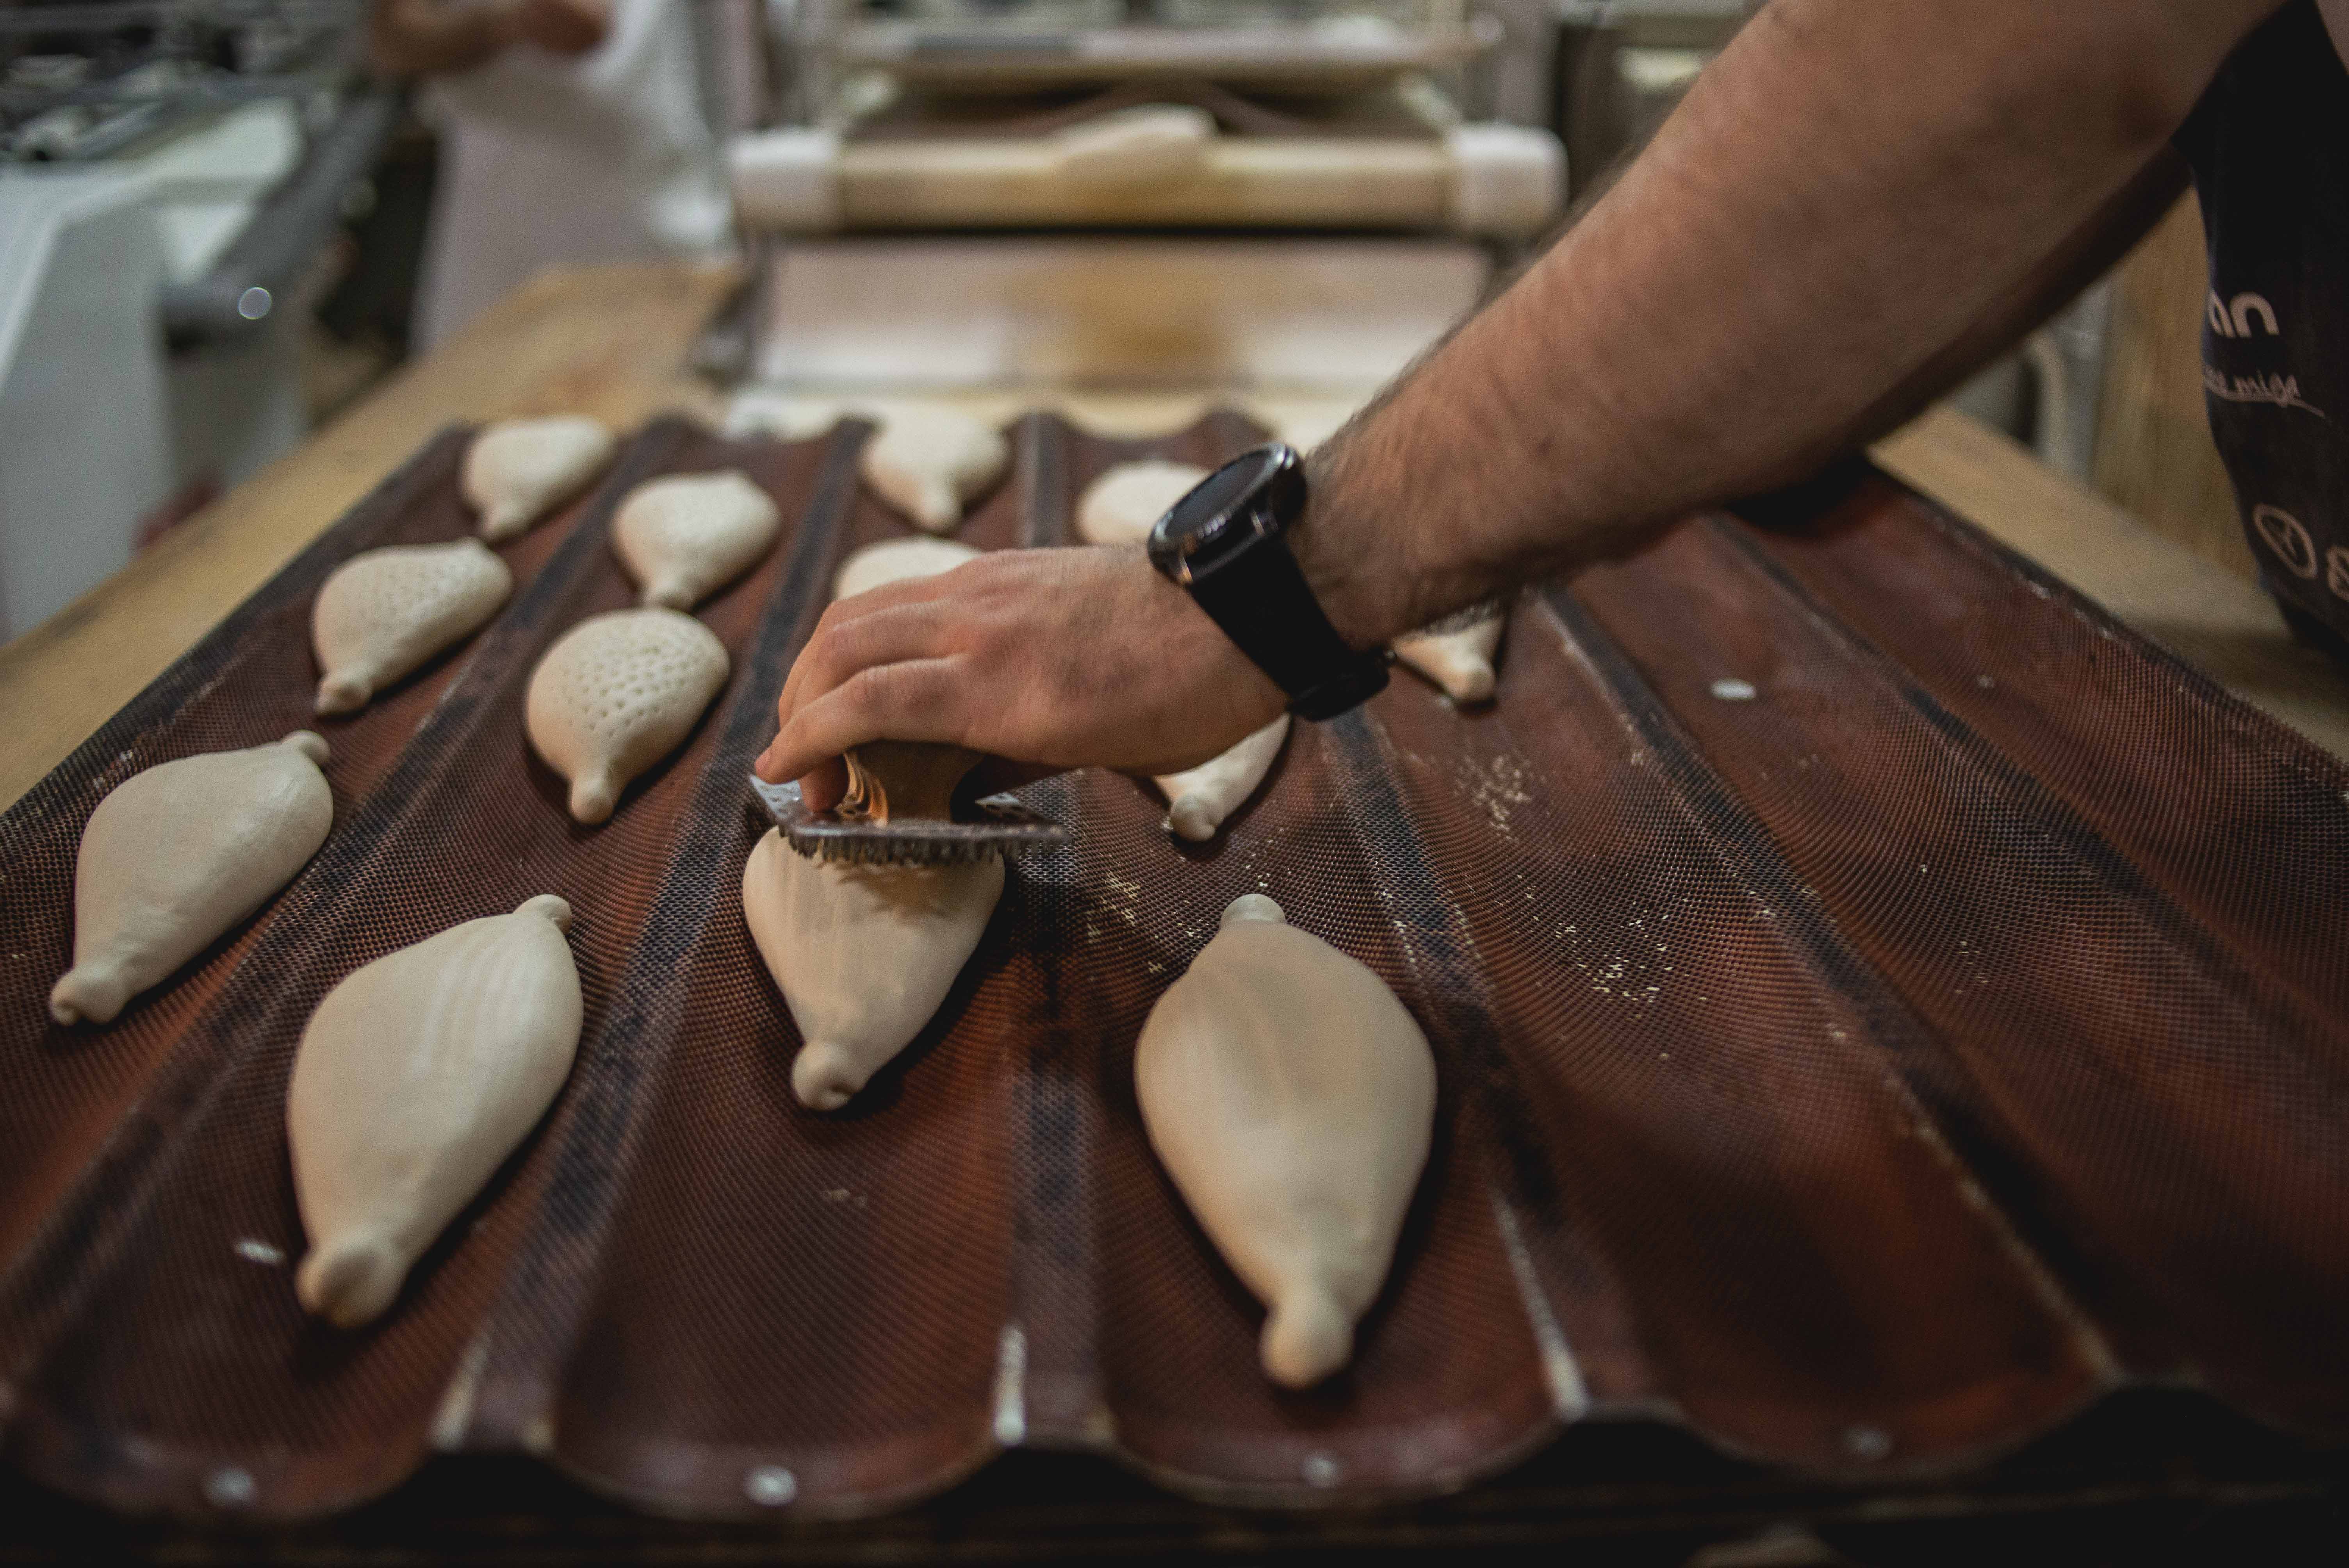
1135;893;1436;1388
859;405;1009;533
464;415;617;542
525;608;729;823
312;538;513;715
1075;458;1208;547
741;827;1003;1111
1053;104;1217;189
831;536;982;601
51;732;334;1026
1153;715;1289;842
1394;611;1506;705
288;894;582;1328
611;469;782;609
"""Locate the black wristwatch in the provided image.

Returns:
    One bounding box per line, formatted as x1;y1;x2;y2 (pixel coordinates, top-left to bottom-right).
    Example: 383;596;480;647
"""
1145;444;1390;721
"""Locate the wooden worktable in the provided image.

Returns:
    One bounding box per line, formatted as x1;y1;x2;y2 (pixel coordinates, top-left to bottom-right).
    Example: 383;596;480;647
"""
5;259;2347;816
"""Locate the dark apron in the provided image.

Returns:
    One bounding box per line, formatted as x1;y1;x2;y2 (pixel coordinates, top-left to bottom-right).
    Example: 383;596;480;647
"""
2174;0;2349;652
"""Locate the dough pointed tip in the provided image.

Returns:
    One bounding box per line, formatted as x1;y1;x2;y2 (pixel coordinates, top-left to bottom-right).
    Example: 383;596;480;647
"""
1167;794;1222;842
282;730;332;766
569;773;619;824
912;483;961;533
296;1233;406;1328
792;1040;867;1110
1445;664;1496;704
478;507;526;543
315;672;370;715
1262;1290;1353;1388
1221;893;1285;927
50;964;128;1026
515;894;573;930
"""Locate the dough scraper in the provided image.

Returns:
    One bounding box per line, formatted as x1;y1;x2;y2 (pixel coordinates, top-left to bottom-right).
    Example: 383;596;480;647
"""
752;740;1068;866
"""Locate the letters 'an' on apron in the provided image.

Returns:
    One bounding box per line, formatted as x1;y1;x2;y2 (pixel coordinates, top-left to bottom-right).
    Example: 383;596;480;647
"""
2174;0;2349;651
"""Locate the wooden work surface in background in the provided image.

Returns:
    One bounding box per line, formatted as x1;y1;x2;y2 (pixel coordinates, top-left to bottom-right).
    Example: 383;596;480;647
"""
4;258;2349;816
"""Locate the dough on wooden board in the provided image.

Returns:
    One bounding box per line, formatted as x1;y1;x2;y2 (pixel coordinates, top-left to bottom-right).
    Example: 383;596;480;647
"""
288;894;582;1328
612;469;782;609
1153;715;1289;841
740;827;1003;1110
1395;611;1505;704
1075;459;1207;547
859;406;1009;533
1053;104;1216;189
525;608;729;823
831;536;981;600
464;415;617;542
1134;894;1436;1388
51;732;334;1026
312;538;513;714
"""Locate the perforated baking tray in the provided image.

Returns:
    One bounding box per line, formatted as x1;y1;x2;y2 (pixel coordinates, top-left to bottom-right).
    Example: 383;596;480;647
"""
1;412;2344;1523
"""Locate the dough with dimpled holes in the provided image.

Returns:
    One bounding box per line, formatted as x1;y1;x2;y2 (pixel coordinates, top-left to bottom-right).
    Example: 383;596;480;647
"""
525;608;729;823
1075;458;1207;547
464;415;616;542
312;538;512;714
612;469;781;609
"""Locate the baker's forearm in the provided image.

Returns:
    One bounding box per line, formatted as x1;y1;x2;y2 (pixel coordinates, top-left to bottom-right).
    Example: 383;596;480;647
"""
1299;0;2273;644
370;0;514;77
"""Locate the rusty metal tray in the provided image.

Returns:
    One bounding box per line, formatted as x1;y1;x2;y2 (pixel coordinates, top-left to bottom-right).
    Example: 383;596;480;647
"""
1;412;2344;1524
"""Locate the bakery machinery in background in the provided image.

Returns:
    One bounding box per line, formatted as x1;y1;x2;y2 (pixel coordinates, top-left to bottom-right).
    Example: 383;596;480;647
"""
0;0;390;640
716;0;1565;432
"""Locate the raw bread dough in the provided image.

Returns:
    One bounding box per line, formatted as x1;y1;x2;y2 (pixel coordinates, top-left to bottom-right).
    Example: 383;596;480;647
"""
464;415;617;542
50;732;334;1026
612;469;782;609
831;536;981;600
1075;458;1207;547
1053;104;1216;189
287;894;582;1328
525;608;729;823
859;405;1009;533
740;827;1003;1111
1395;612;1505;705
1153;715;1289;841
1134;893;1435;1388
312;538;513;714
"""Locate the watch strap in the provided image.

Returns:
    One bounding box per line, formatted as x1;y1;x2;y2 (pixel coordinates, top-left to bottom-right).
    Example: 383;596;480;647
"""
1188;536;1390;719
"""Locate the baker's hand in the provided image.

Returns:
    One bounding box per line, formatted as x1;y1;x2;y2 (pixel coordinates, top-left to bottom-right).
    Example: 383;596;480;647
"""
513;0;609;55
754;545;1285;813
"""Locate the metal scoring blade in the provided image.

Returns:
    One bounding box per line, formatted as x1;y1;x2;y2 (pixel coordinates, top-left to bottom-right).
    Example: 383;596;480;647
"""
749;773;1068;865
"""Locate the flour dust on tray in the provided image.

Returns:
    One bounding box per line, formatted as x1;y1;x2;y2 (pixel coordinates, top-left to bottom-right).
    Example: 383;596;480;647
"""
1075;458;1207;547
832;536;982;600
50;731;334;1026
740;827;1003;1110
1152;714;1289;842
287;894;583;1328
858;404;1009;533
1135;894;1436;1387
312;538;513;714
525;607;729;823
464;415;617;542
612;469;782;610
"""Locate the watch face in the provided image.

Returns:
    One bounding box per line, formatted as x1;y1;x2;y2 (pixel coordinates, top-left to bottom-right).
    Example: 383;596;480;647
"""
1148;446;1296;576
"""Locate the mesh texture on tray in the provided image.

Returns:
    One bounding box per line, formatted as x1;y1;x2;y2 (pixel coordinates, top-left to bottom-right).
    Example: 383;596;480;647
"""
1;421;2344;1523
